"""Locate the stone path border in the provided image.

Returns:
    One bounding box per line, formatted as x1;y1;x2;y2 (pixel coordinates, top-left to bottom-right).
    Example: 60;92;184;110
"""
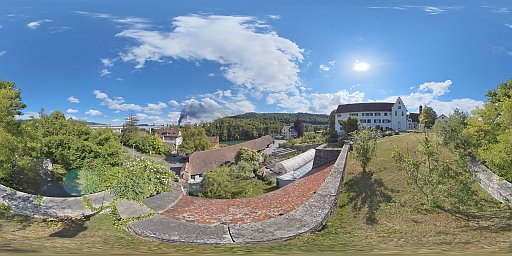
128;144;349;244
0;183;116;218
470;157;512;203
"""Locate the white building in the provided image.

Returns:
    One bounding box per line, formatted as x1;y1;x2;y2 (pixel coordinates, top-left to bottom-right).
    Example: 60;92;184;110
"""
157;127;183;153
335;97;409;134
281;126;298;139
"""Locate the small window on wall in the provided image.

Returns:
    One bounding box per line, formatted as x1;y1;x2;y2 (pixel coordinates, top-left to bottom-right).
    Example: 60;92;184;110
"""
402;111;404;116
398;106;401;109
384;113;388;116
395;111;397;116
367;119;371;123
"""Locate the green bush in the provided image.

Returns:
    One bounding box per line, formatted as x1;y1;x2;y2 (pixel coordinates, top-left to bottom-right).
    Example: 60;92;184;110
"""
110;157;177;201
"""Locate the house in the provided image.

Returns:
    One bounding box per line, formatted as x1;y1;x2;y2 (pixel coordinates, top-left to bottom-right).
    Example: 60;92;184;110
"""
181;135;274;189
281;126;298;139
407;113;420;130
335;97;409;134
157;126;182;153
208;136;220;149
436;114;448;123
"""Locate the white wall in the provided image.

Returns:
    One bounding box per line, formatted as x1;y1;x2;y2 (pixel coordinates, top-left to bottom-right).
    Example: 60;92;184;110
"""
390;98;408;131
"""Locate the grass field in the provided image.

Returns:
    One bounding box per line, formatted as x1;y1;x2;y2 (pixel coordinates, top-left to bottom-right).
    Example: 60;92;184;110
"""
1;133;511;255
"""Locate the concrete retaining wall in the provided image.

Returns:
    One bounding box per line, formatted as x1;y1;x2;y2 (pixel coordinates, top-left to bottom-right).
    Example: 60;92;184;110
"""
0;183;116;218
129;144;349;244
470;157;512;203
312;144;343;168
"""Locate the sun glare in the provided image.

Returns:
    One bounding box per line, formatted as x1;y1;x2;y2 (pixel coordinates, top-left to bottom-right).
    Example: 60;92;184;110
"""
353;60;370;72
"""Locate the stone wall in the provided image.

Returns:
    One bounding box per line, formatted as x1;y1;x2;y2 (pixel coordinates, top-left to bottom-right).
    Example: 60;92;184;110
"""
470;157;512;203
129;144;349;244
0;183;116;218
312;143;342;168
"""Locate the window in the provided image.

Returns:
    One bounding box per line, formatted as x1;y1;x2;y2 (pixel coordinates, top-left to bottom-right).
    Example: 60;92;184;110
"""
398;106;401;109
350;113;358;116
375;113;381;116
369;113;373;116
367;119;371;123
383;119;391;123
384;113;388;116
360;119;366;123
402;111;404;116
374;119;381;123
395;111;397;116
337;114;341;117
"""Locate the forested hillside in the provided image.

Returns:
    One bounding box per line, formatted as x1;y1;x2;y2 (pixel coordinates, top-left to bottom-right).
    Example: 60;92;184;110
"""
201;112;328;141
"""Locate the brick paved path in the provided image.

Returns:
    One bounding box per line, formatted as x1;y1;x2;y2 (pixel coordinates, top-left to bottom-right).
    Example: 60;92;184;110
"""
161;163;334;225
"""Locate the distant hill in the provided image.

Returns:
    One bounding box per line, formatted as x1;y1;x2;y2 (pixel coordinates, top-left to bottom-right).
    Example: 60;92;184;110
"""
227;112;329;125
201;112;329;141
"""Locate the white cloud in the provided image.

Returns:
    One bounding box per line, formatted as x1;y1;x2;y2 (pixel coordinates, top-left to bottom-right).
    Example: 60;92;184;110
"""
319;64;331;72
319;61;336;72
27;19;52;29
208;73;215;77
101;58;115;67
418;80;452;97
178;97;255;124
379;80;483;115
93;90;169;114
93;90;109;100
0;50;6;56
100;69;111;76
66;109;78;113
51;26;72;33
15;112;40;120
85;109;103;116
144;102;168;114
506;24;512;29
482;6;510;13
168;100;180;108
268;15;281;20
67;96;80;103
116;15;304;93
266;90;365;113
74;11;151;29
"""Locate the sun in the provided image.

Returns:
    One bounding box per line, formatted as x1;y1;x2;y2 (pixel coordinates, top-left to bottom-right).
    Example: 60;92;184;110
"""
353;60;370;72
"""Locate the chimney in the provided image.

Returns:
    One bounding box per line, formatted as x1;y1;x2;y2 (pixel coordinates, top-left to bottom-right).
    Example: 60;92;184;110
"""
419;105;423;114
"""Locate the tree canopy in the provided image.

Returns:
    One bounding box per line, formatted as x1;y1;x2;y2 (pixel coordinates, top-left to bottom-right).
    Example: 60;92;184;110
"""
179;125;211;155
420;106;437;129
339;116;359;135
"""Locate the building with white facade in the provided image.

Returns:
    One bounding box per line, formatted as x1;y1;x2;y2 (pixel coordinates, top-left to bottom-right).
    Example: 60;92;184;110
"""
157;127;183;153
335;97;409;134
281;126;298;139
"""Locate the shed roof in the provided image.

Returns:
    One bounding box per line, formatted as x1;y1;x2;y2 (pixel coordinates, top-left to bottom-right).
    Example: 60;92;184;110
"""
186;135;274;175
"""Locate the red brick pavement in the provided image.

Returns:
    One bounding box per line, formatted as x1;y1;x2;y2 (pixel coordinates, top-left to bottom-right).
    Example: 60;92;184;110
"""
161;163;334;225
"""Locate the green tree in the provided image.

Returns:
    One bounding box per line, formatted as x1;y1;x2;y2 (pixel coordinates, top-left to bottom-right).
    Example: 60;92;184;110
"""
0;80;26;135
433;109;473;152
0;127;20;181
392;134;477;209
339;116;360;135
121;111;140;145
466;80;512;181
420;106;437;129
179;125;211;155
293;119;305;138
234;147;260;164
352;129;378;172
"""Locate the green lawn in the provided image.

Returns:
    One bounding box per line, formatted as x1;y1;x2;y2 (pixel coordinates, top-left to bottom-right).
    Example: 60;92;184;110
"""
1;133;511;255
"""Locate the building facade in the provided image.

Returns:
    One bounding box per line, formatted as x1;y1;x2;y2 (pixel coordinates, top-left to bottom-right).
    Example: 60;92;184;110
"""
281;126;298;139
335;97;409;134
157;127;183;153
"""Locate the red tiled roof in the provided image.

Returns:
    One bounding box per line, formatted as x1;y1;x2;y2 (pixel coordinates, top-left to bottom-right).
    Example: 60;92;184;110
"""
162;163;333;225
185;135;274;175
158;127;181;136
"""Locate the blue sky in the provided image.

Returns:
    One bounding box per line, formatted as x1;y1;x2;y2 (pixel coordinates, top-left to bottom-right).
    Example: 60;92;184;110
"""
1;0;511;125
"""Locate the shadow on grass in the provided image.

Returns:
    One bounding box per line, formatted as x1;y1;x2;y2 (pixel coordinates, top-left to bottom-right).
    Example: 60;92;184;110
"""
48;218;89;238
341;170;397;225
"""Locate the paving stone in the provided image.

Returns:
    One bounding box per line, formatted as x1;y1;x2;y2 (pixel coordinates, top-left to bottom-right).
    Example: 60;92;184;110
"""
143;190;182;212
116;200;153;219
128;215;232;244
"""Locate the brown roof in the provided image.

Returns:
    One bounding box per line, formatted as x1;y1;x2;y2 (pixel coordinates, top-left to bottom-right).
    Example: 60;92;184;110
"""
185;135;274;175
408;113;420;123
158;127;181;136
336;102;394;113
